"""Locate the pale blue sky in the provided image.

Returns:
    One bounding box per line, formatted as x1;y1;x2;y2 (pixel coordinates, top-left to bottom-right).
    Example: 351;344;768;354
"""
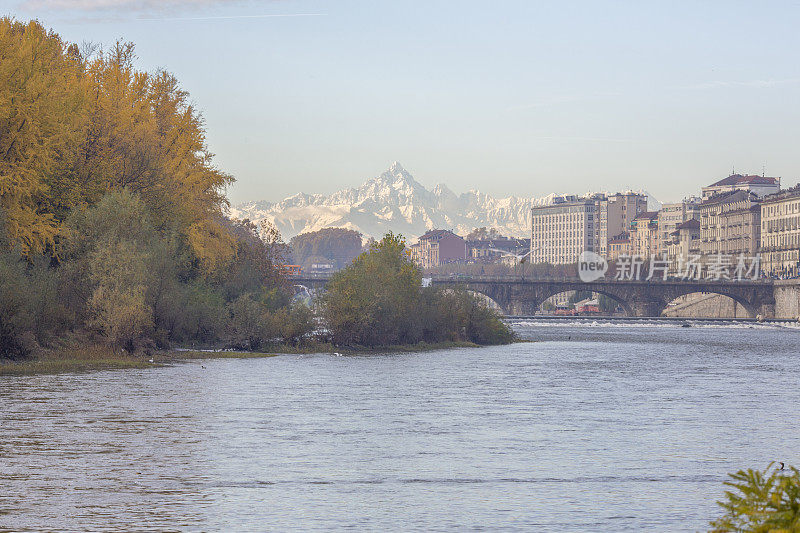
6;0;800;203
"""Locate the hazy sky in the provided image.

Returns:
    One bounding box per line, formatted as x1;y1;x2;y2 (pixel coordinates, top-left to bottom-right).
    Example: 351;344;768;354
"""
6;0;800;204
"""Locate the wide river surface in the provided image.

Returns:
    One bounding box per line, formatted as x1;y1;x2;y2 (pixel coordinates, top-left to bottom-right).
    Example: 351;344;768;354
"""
2;321;800;532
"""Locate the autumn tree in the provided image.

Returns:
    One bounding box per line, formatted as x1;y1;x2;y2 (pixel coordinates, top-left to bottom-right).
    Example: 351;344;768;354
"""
1;18;235;274
0;19;89;254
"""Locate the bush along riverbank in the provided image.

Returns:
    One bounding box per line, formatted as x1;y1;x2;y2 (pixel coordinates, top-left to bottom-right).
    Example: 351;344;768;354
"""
0;235;514;375
1;233;514;375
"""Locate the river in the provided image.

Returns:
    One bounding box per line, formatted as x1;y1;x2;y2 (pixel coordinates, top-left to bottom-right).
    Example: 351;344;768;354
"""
2;321;799;532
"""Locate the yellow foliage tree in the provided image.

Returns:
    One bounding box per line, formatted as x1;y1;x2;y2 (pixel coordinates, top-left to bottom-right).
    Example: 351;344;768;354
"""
0;19;88;254
0;18;235;272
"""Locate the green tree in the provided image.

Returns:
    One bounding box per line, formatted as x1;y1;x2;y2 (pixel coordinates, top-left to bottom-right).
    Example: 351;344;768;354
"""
321;232;514;347
227;293;272;350
274;302;315;347
0;249;36;358
321;232;422;346
62;190;159;349
711;463;800;532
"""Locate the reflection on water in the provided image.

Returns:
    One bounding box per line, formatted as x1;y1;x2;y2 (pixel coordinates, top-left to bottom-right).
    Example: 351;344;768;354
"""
2;322;800;531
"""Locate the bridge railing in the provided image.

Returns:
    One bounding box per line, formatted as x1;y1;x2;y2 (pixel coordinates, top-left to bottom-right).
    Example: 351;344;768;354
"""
426;274;773;285
291;273;774;285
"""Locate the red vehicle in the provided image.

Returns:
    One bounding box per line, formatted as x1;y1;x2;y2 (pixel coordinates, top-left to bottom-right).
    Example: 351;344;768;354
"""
280;265;302;277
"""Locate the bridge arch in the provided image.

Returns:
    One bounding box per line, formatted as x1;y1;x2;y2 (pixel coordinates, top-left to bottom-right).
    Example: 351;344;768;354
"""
465;290;504;313
657;287;758;319
536;287;634;317
296;275;776;319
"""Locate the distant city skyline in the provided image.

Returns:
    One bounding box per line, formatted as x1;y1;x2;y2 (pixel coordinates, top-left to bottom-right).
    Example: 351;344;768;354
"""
9;0;800;204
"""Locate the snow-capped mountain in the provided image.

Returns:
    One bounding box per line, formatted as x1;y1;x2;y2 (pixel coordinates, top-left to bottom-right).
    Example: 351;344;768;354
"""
229;162;659;240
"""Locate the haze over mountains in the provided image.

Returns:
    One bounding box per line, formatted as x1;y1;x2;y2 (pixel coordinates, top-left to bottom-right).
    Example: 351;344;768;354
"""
230;163;660;240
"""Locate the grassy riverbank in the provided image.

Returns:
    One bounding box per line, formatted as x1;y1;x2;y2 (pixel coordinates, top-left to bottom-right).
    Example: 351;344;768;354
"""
0;341;484;376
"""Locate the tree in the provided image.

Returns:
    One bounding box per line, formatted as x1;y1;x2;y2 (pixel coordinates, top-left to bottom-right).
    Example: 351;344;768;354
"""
466;227;503;241
63;190;157;349
321;232;514;347
711;463;800;532
0;249;36;358
0;18;89;254
321;232;421;346
227;293;271;350
0;19;323;356
1;19;234;274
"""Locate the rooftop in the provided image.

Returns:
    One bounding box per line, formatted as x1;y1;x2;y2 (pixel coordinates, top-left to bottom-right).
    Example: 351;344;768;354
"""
707;173;780;187
763;184;800;204
674;218;700;231
701;189;758;207
633;211;659;221
418;229;462;241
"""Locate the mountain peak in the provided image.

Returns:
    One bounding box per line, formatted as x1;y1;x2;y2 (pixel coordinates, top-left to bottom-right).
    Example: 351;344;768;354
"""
374;161;423;193
230;164;545;240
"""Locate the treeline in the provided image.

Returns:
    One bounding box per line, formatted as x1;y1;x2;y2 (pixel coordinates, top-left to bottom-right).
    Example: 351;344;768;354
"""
0;19;513;359
0;188;313;357
289;228;363;270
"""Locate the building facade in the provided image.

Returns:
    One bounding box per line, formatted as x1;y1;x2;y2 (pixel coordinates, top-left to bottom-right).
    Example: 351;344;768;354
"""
760;186;800;277
410;229;466;269
657;197;701;255
607;233;631;261
530;196;601;265
701;173;780;200
466;237;530;263
666;218;701;273
631;211;660;258
597;192;648;257
699;190;761;256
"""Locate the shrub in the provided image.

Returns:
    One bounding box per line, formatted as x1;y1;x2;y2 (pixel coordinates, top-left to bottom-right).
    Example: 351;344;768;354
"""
0;250;68;358
711;462;800;532
0;251;35;358
275;302;315;347
227;293;273;350
321;233;514;347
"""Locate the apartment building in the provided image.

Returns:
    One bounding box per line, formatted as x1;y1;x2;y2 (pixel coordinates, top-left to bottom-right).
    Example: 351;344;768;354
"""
597;192;648;257
607;233;631;261
657;197;701;255
701;173;780;200
410;229;466;269
760;186;800;277
531;196;601;265
631;211;660;258
665;219;701;273
699;190;761;256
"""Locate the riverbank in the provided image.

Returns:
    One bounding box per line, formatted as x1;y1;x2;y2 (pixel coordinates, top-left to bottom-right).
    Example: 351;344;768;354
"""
0;341;485;377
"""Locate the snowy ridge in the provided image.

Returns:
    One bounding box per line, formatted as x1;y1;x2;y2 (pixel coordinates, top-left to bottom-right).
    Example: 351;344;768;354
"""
229;162;659;240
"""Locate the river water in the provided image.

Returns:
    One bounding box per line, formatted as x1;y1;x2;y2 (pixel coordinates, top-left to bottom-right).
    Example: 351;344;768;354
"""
2;321;800;532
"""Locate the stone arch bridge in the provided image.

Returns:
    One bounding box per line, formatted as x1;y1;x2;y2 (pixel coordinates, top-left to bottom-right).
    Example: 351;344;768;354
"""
292;275;777;318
